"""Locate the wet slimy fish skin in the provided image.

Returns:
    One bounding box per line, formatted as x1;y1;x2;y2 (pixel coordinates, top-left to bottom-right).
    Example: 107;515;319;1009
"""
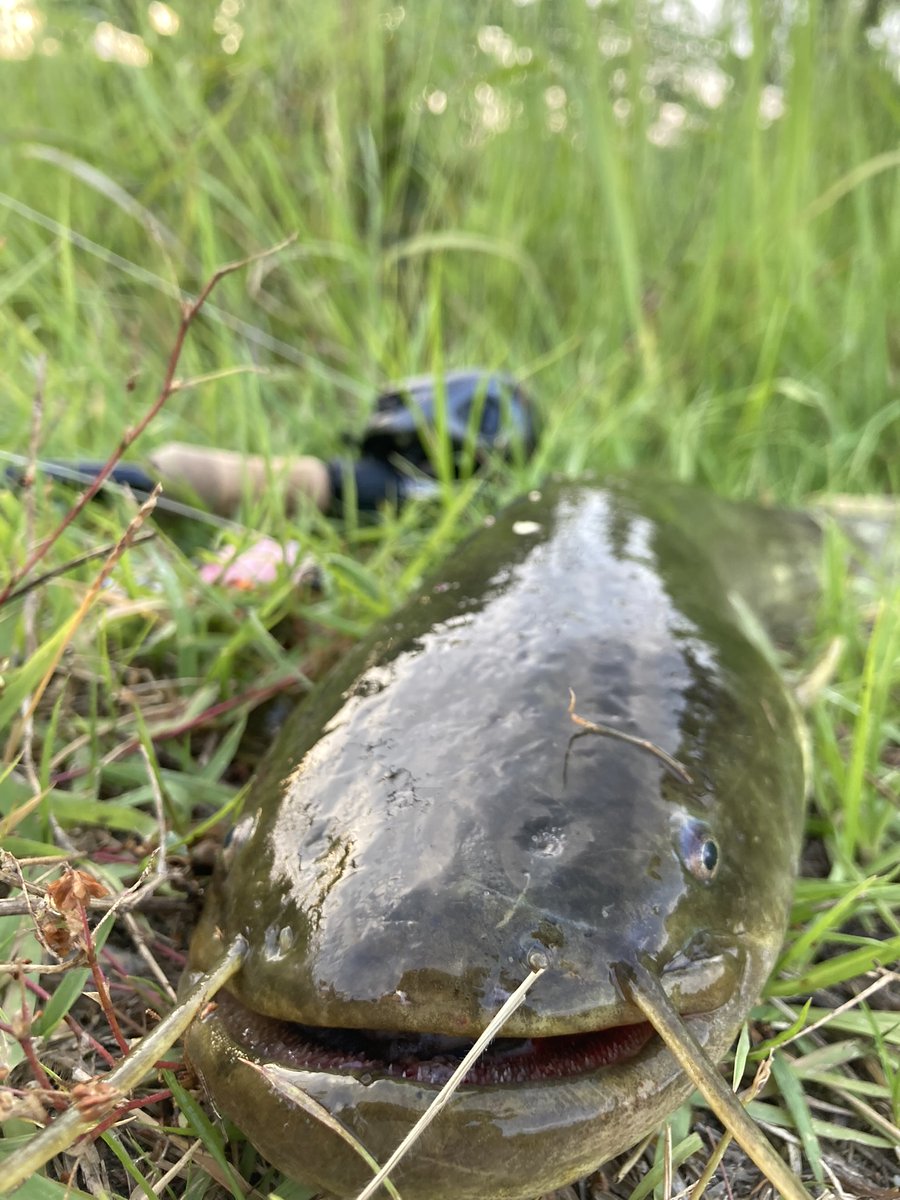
185;480;823;1199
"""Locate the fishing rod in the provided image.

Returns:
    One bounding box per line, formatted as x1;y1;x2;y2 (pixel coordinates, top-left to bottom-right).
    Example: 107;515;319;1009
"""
5;371;536;520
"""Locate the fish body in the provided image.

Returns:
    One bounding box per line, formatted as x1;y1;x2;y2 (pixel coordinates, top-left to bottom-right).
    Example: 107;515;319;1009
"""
185;481;811;1198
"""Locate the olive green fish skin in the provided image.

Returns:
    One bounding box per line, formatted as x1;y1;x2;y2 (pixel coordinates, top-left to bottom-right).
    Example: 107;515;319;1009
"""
186;481;808;1199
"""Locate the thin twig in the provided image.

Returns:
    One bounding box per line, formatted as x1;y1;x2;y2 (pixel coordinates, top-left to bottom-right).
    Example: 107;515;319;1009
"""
0;235;296;606
120;913;177;1004
79;903;129;1056
140;744;169;888
663;1121;673;1199
19;357;47;795
3;532;158;604
352;964;547;1200
0;888;189;920
0;959;89;976
0;200;364;396
0;937;246;1194
618;962;811;1200
0;895;189;921
3;990;65;1108
150;1141;202;1195
84;1086;174;1143
3;852;55;961
689;1058;773;1200
3;487;161;764
567;688;693;785
120;752;175;1003
22;976;117;1068
770;971;899;1049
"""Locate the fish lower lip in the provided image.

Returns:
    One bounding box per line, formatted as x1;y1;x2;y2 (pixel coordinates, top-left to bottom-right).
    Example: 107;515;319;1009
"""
212;990;657;1085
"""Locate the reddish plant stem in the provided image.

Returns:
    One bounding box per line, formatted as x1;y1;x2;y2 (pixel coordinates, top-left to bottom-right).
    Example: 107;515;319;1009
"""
22;976;117;1068
17;993;55;1098
0;235;296;607
50;673;300;786
84;1088;173;1143
147;941;187;969
101;946;170;1011
4;531;158;604
0;1023;67;1110
79;904;130;1056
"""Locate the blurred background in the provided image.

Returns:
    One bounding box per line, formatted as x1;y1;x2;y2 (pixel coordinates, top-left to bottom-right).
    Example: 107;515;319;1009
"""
2;0;898;500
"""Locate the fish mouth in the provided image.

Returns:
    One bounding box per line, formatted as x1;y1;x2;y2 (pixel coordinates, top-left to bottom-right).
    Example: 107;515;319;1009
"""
207;950;746;1087
211;989;682;1087
187;953;755;1200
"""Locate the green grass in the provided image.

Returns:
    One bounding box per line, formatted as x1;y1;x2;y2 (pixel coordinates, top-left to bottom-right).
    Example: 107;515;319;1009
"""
1;1;898;1197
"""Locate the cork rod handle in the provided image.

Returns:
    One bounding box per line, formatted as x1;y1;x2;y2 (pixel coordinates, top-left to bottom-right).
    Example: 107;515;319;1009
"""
147;443;332;516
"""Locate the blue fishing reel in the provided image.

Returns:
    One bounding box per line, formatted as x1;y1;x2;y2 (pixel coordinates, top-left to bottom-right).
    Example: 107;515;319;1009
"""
333;369;537;509
361;370;536;471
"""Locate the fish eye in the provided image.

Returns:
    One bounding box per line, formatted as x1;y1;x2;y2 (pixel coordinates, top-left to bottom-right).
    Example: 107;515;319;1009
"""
677;818;720;883
699;839;719;875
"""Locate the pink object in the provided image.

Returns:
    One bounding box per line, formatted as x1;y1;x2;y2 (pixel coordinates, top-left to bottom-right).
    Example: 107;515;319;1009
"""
199;538;304;590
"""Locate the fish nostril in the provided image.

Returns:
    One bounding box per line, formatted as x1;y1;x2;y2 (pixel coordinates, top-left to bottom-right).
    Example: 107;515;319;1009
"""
263;922;295;962
522;920;565;972
515;816;569;859
527;948;549;971
670;929;729;967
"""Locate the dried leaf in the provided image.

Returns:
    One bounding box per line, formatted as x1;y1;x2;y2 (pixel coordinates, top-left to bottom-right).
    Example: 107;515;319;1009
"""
39;868;110;956
46;869;110;911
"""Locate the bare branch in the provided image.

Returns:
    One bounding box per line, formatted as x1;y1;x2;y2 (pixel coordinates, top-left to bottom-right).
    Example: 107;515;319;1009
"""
0;235;297;606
